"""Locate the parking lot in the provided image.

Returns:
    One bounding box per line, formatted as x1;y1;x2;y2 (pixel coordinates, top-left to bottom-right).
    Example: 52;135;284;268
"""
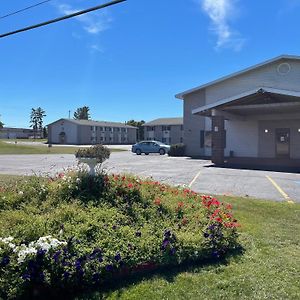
0;151;299;203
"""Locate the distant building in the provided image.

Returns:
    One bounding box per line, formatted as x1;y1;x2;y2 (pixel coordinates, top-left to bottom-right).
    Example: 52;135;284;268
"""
0;127;36;139
143;118;184;145
47;118;137;145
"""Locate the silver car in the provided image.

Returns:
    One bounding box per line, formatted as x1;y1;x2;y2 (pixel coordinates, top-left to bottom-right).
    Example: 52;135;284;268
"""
131;141;171;155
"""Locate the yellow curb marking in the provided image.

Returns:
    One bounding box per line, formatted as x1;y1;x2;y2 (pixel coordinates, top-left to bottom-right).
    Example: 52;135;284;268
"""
266;175;294;204
189;170;202;188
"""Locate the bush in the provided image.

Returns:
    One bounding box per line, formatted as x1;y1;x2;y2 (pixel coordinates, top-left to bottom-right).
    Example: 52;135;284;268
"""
75;144;110;163
168;143;185;157
0;172;240;299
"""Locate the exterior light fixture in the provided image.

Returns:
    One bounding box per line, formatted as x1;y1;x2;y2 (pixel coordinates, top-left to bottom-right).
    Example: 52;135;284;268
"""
298;129;300;133
264;129;269;133
214;126;219;132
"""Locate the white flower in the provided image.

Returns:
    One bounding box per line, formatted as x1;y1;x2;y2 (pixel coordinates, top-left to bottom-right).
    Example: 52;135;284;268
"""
76;178;81;184
18;191;24;195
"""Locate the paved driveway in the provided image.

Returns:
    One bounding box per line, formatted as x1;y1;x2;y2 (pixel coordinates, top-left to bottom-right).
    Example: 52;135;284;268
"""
0;152;299;203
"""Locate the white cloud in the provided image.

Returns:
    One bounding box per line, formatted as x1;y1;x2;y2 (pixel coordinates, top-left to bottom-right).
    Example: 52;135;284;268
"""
200;0;245;51
89;44;104;53
56;3;112;35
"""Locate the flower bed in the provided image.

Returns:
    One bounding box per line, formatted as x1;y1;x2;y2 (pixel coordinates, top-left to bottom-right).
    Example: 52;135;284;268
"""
0;172;240;299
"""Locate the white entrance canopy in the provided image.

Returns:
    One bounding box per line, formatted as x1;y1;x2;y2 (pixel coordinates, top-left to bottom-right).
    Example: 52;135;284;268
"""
192;88;300;117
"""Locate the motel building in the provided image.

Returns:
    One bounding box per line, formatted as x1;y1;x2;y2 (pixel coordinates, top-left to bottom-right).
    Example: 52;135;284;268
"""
176;55;300;168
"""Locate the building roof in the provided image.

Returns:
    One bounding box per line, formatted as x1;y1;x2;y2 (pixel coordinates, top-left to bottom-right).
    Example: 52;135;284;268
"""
175;55;300;100
143;118;183;126
0;127;33;131
192;87;300;116
47;118;138;129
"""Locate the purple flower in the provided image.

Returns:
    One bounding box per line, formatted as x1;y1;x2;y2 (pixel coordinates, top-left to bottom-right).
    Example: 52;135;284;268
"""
98;256;103;263
112;225;117;230
114;253;121;262
170;248;176;255
63;271;70;280
22;273;31;281
204;233;209;238
92;273;100;282
162;239;170;248
164;230;171;237
212;250;220;258
53;250;61;262
105;264;113;272
135;231;142;237
1;256;10;267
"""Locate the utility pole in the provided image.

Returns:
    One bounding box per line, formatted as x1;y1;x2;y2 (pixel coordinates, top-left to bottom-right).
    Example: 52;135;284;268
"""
68;110;71;119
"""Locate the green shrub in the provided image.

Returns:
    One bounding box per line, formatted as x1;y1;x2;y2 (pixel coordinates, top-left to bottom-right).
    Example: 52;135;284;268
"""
0;172;240;299
75;144;110;163
168;144;185;157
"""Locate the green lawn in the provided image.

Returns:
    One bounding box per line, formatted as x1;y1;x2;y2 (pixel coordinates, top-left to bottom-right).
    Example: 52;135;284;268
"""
0;141;125;155
81;197;300;300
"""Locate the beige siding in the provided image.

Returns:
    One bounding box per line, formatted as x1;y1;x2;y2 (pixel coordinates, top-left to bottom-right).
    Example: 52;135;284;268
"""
258;119;300;159
205;60;300;105
48;120;78;144
225;120;259;157
183;90;206;156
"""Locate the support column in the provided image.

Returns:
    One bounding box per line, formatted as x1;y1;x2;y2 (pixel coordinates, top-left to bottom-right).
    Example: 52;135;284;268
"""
211;115;225;165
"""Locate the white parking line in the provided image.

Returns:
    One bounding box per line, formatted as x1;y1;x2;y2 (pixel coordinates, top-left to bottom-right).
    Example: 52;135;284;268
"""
188;170;202;188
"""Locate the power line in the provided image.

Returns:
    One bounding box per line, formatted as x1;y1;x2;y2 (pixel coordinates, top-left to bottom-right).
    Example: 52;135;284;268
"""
0;0;52;20
0;0;126;39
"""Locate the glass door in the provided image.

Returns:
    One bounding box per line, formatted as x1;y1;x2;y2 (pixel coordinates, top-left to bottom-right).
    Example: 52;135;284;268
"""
275;128;290;158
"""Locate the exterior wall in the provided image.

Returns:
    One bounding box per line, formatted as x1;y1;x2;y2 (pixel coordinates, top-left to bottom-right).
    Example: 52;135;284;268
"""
183;90;206;156
205;60;300;105
258;119;300;159
0;129;35;139
48;120;78;144
143;125;183;144
225;120;259;157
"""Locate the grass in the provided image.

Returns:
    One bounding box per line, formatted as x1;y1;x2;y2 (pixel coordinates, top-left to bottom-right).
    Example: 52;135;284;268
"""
0;140;125;155
80;197;300;300
0;175;299;299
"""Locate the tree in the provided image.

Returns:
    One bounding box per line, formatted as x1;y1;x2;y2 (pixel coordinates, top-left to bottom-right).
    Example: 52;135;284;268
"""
73;106;90;120
0;121;4;129
30;107;46;139
126;120;145;141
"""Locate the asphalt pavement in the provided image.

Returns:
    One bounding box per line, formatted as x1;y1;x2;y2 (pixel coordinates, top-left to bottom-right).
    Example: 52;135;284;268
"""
0;151;299;203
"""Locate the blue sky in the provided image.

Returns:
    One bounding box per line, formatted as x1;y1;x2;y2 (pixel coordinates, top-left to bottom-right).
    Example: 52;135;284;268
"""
1;0;300;128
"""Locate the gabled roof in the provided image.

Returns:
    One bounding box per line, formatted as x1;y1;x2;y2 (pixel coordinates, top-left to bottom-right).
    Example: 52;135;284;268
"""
143;117;183;126
192;87;300;115
47;118;137;129
175;55;300;100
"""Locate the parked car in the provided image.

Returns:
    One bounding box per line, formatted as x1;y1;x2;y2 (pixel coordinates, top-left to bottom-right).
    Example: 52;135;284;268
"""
131;141;171;155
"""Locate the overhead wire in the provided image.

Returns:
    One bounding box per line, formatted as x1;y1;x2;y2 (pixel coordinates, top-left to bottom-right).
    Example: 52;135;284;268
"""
0;0;126;38
0;0;52;20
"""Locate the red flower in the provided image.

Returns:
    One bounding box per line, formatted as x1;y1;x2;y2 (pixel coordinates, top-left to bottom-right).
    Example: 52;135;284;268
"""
154;198;162;206
215;217;222;223
127;183;133;189
177;201;184;209
182;217;188;225
226;204;233;210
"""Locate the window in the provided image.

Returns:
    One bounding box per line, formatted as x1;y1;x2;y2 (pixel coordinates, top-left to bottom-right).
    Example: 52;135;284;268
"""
162;126;171;131
180;137;183;143
147;126;154;131
99;127;103;131
200;130;205;148
162;138;166;143
100;137;104;141
205;131;212;148
181;125;184;131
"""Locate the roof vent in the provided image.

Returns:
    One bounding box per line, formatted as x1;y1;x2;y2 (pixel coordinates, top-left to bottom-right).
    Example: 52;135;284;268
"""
277;63;291;75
